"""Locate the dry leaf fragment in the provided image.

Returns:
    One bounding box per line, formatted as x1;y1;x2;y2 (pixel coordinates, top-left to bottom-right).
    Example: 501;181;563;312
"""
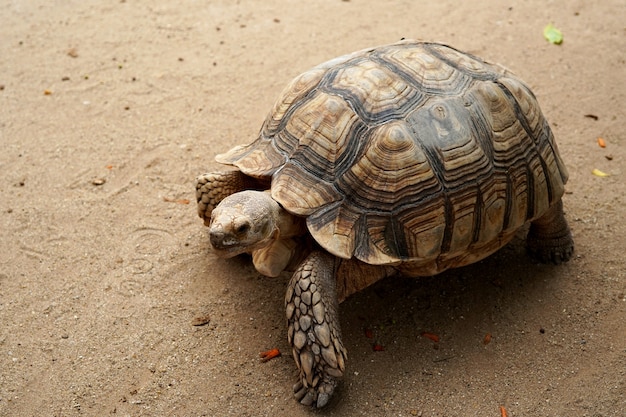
259;348;281;362
597;137;606;148
163;197;190;204
192;314;211;326
421;332;440;343
591;168;610;177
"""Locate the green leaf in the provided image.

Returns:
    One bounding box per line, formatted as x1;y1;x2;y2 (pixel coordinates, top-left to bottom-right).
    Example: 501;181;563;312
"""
543;23;563;44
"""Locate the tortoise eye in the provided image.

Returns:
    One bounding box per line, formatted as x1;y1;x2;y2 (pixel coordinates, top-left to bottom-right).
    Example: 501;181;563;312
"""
235;222;250;234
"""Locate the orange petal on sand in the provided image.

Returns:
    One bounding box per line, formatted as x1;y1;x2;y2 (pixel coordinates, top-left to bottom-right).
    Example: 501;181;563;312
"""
259;348;281;362
421;332;440;343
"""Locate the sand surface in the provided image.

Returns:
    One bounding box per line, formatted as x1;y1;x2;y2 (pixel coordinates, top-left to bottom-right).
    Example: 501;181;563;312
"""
1;1;625;416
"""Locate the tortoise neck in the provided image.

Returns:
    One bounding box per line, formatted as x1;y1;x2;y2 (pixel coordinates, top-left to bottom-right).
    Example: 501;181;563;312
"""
276;206;308;238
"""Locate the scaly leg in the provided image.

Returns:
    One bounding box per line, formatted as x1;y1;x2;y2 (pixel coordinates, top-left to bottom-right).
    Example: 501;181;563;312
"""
285;251;346;408
527;198;574;264
195;170;270;226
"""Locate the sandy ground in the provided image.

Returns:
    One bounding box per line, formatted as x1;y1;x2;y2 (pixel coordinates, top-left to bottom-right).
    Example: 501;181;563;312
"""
1;1;625;416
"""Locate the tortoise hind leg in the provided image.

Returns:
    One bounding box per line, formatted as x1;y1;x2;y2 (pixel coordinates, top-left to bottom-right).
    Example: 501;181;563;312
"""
527;199;574;264
195;170;268;226
286;251;346;408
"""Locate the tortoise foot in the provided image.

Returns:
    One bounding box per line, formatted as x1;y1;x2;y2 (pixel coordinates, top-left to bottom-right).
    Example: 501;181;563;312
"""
527;199;574;264
527;232;574;264
293;376;337;408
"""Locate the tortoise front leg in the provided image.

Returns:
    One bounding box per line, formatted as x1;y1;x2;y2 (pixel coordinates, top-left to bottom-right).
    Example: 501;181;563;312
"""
195;170;247;226
527;198;574;264
285;251;346;408
195;170;269;226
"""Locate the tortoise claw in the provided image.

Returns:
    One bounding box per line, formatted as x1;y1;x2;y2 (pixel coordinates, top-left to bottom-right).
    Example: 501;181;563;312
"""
293;378;336;408
527;241;574;264
293;381;315;406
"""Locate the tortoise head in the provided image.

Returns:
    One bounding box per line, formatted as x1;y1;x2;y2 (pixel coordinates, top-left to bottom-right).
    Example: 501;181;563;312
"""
208;190;280;257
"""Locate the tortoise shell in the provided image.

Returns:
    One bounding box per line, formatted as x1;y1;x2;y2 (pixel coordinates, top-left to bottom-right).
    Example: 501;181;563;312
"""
216;40;568;274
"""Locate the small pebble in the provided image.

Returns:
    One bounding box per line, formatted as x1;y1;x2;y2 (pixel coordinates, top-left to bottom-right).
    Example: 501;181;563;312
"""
192;314;211;326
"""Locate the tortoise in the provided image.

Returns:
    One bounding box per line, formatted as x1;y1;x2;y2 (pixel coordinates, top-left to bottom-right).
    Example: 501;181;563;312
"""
195;40;574;407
